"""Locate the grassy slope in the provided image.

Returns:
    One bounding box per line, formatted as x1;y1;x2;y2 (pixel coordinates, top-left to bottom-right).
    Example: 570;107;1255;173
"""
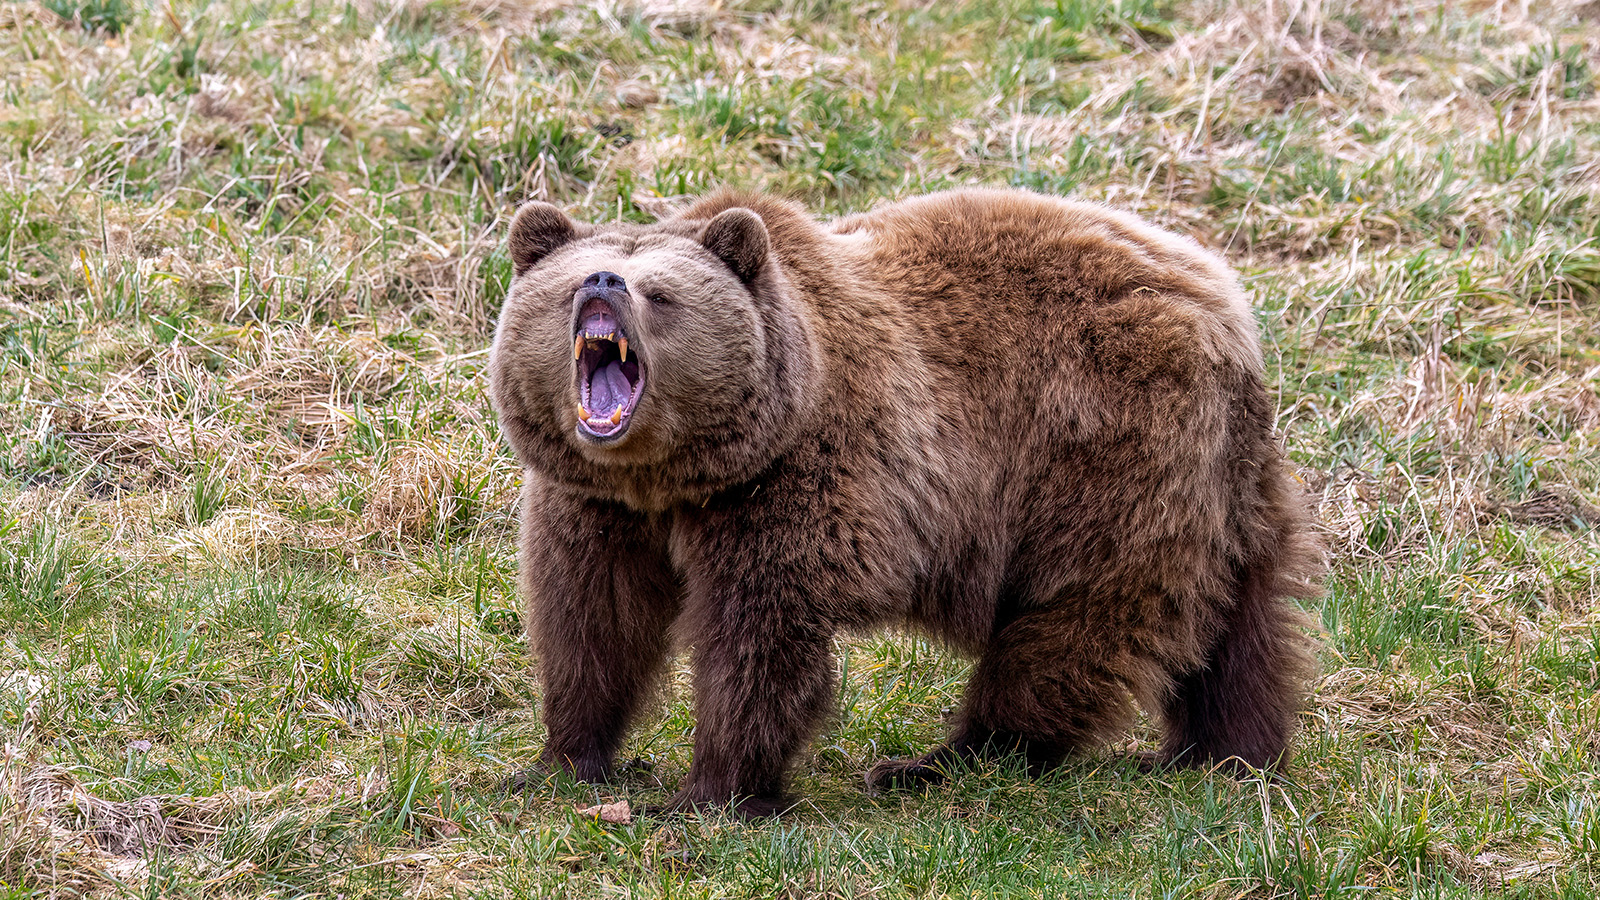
2;0;1599;896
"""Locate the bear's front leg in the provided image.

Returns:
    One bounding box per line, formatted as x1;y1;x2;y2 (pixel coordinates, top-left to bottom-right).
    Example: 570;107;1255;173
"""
518;480;681;785
668;505;840;817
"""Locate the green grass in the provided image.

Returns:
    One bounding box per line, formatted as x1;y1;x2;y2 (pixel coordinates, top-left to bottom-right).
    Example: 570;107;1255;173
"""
3;0;1600;896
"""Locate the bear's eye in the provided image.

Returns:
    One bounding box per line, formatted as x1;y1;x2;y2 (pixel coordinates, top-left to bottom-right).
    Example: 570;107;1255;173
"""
648;292;673;306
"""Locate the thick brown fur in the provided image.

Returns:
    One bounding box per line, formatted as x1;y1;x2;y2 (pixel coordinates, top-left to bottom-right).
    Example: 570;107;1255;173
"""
488;188;1322;817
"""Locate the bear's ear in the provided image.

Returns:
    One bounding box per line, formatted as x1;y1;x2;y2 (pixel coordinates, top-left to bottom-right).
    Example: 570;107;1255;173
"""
508;201;579;275
701;208;769;284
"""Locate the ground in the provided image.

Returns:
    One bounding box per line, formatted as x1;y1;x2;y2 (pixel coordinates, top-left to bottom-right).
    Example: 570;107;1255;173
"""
1;0;1599;897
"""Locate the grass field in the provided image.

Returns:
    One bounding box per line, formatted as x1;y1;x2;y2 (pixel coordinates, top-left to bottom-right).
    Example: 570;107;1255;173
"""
3;0;1600;896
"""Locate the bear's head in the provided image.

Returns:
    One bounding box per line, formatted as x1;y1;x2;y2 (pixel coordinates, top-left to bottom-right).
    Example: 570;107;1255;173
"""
489;200;818;510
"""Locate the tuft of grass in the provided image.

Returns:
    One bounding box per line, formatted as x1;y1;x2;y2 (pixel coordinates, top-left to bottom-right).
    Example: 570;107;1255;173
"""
0;520;105;630
40;0;133;35
1483;40;1596;102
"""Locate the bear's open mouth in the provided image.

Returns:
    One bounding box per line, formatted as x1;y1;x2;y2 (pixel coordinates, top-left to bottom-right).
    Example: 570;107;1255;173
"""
573;297;644;440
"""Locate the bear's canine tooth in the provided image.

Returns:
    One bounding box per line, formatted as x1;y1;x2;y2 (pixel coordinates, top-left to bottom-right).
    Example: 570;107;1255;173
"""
608;407;623;425
573;335;583;359
619;337;628;362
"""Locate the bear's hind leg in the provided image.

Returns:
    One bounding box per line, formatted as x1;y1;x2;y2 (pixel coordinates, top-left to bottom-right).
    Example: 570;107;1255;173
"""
868;609;1133;791
1158;561;1314;771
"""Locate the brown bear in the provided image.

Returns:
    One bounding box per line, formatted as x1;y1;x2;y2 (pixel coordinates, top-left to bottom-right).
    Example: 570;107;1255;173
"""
488;187;1320;817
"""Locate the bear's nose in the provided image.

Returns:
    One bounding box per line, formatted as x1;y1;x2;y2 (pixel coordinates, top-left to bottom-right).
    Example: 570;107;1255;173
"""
582;271;627;292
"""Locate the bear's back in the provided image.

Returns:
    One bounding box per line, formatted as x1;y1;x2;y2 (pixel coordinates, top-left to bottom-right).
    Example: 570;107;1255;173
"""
828;190;1263;386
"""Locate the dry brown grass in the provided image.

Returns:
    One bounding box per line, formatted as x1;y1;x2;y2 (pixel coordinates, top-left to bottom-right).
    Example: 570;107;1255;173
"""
1;751;227;894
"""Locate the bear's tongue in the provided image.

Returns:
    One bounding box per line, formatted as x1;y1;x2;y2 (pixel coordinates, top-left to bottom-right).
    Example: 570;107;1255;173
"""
588;360;631;413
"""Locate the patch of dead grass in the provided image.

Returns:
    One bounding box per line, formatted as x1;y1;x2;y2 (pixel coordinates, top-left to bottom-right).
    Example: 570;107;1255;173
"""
0;749;499;898
360;439;515;543
0;753;231;893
